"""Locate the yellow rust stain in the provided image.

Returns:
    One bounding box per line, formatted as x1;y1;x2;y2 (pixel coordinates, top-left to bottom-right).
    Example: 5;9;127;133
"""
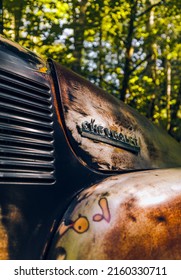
0;209;9;260
38;66;48;73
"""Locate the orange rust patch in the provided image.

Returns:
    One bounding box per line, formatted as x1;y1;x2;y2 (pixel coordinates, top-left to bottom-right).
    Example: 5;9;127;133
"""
103;196;181;259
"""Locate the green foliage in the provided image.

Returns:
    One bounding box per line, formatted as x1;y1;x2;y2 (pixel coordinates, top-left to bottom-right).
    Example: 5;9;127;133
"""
2;0;181;141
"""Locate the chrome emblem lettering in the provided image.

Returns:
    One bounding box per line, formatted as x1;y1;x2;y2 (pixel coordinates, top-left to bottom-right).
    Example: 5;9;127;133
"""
79;119;140;154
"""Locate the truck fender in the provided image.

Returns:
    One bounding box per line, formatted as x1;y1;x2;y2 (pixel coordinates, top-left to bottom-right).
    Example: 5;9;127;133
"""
47;168;181;259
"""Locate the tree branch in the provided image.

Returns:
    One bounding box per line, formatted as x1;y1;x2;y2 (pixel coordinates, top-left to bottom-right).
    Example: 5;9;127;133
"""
129;54;152;74
137;0;163;17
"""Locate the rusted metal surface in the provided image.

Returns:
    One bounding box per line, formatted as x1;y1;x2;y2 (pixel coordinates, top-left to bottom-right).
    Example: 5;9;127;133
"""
47;168;181;260
0;203;26;260
0;208;9;260
52;62;181;172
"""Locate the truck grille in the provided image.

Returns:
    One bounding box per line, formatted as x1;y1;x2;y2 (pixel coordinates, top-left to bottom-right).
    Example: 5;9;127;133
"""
0;68;55;185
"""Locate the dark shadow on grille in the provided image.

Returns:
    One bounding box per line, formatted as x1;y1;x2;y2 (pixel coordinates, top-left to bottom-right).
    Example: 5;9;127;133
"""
0;68;55;186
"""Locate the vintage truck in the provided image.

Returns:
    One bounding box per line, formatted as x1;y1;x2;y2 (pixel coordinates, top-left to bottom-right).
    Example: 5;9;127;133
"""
0;35;181;259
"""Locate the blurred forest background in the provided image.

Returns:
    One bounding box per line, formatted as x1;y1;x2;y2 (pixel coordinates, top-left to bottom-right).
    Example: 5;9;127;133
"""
1;0;181;141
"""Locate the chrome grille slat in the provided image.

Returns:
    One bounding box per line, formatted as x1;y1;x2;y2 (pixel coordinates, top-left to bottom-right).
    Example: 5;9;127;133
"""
0;147;54;158
0;135;53;148
0;101;53;120
0;142;53;151
0;69;50;94
0;157;54;166
0;92;52;114
0;123;53;136
0;82;51;104
0;68;55;186
0;173;54;178
0;168;54;173
0;112;53;129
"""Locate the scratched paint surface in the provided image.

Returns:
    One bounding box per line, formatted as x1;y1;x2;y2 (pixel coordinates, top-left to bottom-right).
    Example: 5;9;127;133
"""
47;168;181;260
53;62;181;172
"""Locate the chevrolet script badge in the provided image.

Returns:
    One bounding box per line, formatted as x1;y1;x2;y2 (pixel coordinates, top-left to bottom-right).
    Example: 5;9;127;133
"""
78;119;140;154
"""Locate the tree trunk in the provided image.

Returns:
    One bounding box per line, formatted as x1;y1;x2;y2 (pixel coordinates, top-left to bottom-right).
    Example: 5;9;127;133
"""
98;1;104;87
72;0;88;74
13;1;25;42
145;0;157;120
120;0;137;102
166;59;171;131
168;80;181;140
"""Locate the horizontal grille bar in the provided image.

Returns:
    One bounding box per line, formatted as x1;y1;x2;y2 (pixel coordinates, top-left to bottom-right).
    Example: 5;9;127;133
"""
0;69;50;93
0;100;52;120
0;68;55;186
0;92;52;114
0;134;53;149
